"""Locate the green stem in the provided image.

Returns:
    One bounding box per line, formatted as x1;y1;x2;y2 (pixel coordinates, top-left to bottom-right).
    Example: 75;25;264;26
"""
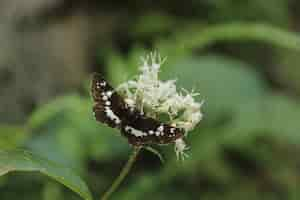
101;147;141;200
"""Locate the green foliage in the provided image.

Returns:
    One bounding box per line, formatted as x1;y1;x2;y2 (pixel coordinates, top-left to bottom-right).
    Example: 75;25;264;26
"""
223;94;300;144
0;125;29;150
2;1;300;199
112;55;300;199
105;39;300;200
206;0;290;26
273;51;300;94
156;23;300;60
0;150;92;200
26;95;129;167
161;55;267;125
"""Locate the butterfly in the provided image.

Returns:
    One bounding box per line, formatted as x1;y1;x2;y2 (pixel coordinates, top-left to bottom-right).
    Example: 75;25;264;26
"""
91;73;184;146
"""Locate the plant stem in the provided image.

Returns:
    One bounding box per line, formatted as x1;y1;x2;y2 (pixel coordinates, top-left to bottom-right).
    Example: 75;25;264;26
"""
101;146;141;200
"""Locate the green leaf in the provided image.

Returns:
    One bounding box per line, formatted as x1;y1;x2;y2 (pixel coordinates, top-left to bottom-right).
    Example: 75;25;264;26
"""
106;51;132;86
157;23;300;60
208;0;289;26
0;125;29;150
273;51;300;94
223;94;300;144
131;13;178;36
161;55;267;124
27;96;75;131
0;150;93;200
26;95;129;168
106;46;148;86
43;181;64;200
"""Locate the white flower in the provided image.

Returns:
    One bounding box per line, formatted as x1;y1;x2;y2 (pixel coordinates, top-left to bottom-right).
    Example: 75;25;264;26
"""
117;52;203;160
174;138;189;161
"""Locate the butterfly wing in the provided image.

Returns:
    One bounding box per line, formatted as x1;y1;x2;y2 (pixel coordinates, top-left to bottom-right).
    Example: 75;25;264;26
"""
121;113;184;146
91;73;184;146
91;73;126;128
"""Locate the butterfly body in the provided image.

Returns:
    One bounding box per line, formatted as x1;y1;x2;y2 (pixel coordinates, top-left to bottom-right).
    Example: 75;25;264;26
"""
91;73;184;146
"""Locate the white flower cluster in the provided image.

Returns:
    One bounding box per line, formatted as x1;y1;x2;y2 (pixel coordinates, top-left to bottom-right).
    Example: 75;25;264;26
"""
117;52;203;160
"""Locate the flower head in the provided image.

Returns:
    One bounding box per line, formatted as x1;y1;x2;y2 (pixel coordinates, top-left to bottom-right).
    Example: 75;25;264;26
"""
117;52;203;160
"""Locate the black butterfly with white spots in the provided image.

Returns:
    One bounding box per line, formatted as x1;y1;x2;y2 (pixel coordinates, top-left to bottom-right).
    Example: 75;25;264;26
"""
91;73;184;146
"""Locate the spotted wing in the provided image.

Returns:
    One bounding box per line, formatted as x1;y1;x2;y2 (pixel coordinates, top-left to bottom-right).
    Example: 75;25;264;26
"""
121;113;184;146
91;73;184;146
91;73;126;128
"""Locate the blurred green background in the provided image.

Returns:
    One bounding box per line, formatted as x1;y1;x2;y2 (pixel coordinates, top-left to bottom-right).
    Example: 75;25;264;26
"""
0;0;300;199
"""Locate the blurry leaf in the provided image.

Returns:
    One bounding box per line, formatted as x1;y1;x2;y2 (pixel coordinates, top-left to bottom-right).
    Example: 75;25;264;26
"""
107;46;148;86
106;51;132;85
0;125;28;150
27;96;76;131
223;94;300;144
0;173;43;200
26;95;129;169
208;0;289;26
26;129;80;170
0;150;93;200
25;95;89;169
43;181;63;200
274;50;300;94
114;175;163;200
157;23;300;60
162;55;267;124
131;13;177;36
